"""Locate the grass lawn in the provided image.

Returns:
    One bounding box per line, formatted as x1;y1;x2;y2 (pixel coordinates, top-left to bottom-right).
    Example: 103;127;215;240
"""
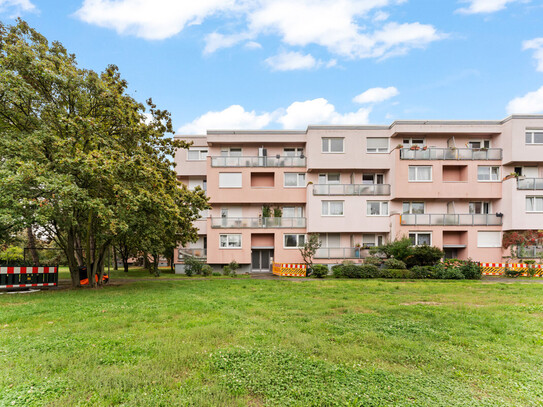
1;278;543;406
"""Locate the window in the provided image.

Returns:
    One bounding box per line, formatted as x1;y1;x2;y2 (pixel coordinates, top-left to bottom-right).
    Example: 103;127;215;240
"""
409;232;431;246
468;140;490;149
362;234;377;247
220;234;242;248
284;173;306;187
367;137;389;153
318;173;341;184
408;166;432;182
219;173;242;188
367;201;389;216
187;148;208;161
320;233;340;247
402;202;425;214
284;147;303;157
322;200;344;216
477;231;501;248
220;147;242;156
283;207;303;217
284;234;305;248
526;196;543;212
469;202;490;214
477;166;500;181
525;130;543;145
403;138;425;147
362;173;384;184
322;137;344;153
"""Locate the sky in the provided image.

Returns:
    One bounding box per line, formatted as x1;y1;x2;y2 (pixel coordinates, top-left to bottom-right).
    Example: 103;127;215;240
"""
2;0;543;134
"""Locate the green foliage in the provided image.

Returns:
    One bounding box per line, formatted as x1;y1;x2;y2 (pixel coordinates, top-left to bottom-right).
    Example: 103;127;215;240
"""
262;205;271;218
410;265;438;279
212;272;221;276
405;245;444;268
504;267;522;278
311;264;328;278
223;261;240;277
222;265;231;276
184;256;204;276
383;258;406;270
372;238;443;269
299;233;321;275
335;264;380;279
201;264;213;277
0;245;24;263
273;207;282;218
331;264;344;278
364;256;383;266
372;237;413;263
379;269;413;279
441;259;482;280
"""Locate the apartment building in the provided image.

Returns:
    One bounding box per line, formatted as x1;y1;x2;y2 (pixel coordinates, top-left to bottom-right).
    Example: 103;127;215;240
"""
174;115;543;273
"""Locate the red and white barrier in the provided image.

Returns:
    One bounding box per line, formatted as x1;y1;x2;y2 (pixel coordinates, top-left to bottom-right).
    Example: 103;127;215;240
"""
0;266;58;289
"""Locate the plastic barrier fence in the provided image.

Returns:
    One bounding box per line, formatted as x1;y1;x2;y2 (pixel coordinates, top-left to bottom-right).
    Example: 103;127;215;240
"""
0;266;58;289
480;263;543;277
272;263;307;277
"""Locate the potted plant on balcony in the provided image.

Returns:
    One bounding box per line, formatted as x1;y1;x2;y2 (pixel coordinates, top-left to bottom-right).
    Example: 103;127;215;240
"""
410;145;420;151
503;172;519;181
354;243;361;258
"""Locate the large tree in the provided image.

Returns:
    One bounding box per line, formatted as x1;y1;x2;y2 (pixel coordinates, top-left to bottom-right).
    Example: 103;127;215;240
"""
0;20;208;286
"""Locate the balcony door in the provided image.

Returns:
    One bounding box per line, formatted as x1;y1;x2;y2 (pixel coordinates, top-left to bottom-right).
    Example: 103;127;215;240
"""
251;249;273;272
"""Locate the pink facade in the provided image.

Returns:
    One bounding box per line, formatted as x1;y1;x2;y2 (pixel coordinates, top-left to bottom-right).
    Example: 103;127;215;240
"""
174;115;543;272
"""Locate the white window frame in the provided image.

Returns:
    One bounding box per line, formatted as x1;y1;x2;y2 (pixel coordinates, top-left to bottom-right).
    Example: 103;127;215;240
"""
220;147;242;156
284;234;306;248
283;147;304;157
402;138;426;147
402;202;425;214
322;137;344;153
367;201;389;216
477;166;500;182
526;196;543;212
525;130;543;145
362;173;384;184
282;206;303;218
468;139;490;149
469;201;491;214
219;234;242;249
219;173;242;188
318;173;341;184
409;232;432;246
408;166;432;182
366;137;389;153
284;173;306;188
187;148;208;161
322;200;344;216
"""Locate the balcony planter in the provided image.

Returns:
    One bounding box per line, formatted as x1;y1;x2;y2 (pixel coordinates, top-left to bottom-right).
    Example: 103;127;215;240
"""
410;145;420;151
503;173;518;181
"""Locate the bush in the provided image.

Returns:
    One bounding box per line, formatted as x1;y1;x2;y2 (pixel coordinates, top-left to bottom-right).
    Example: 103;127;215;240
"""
410;265;438;279
312;264;328;278
212;272;221;276
379;269;413;279
331;264;344;278
364;256;382;267
201;264;213;277
458;259;481;279
439;267;465;280
223;261;240;277
504;267;522;278
383;258;406;270
341;264;380;279
184;256;203;276
405;245;444;268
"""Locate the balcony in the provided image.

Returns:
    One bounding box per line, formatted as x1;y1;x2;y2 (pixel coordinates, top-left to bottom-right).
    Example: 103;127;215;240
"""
313;184;391;196
400;147;502;161
517;178;543;190
177;248;207;260
314;247;371;259
400;213;503;226
211;217;306;228
211;156;306;167
516;246;543;258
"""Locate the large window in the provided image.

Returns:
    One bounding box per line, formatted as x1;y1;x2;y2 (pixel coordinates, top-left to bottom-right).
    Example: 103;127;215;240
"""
409;232;431;246
187;148;208;161
318;173;341;184
219;234;242;248
408;166;432;182
284;173;306;187
525;130;543;145
362;234;384;247
219;173;242;188
283;207;303;217
468;140;490;149
284;147;304;156
367;201;389;216
469;201;490;214
220;147;242;156
477;166;500;181
526;196;543;212
322;137;344;153
402;138;425;147
322;200;344;216
477;231;501;248
403;202;425;214
284;234;305;248
366;137;389;153
362;173;384;184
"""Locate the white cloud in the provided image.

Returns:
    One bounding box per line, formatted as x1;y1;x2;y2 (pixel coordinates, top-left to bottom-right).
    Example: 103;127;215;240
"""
456;0;525;14
244;41;262;50
0;0;36;15
264;51;316;71
178;105;273;134
506;85;543;114
353;86;399;104
523;38;543;72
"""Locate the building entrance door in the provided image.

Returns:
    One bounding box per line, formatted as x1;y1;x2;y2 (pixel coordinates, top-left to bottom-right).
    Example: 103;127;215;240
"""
251;249;273;272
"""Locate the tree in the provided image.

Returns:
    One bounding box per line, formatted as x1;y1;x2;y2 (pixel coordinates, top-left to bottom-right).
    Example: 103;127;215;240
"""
0;20;209;286
299;234;321;276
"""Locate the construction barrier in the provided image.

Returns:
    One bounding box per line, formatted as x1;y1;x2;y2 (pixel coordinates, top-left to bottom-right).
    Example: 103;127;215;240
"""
272;263;307;277
0;266;58;289
480;263;543;277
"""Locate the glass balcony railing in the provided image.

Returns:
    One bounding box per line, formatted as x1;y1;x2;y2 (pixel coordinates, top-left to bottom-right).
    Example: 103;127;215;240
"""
517;178;543;190
177;248;207;260
516;246;543;258
400;147;502;160
211;156;306;167
400;213;502;226
211;217;306;228
313;184;391;196
314;247;371;259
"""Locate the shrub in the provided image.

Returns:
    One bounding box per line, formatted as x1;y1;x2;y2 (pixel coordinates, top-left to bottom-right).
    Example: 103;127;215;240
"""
458;259;482;280
222;265;231;276
439;267;465;280
371;238;413;263
212;272;221;276
331;264;344;278
504;267;522;278
359;264;380;278
201;264;213;277
341;264;362;278
364;256;382;267
410;265;437;279
383;258;406;270
379;269;413;279
312;264;328;278
228;260;240;277
405;245;444;268
184;256;204;276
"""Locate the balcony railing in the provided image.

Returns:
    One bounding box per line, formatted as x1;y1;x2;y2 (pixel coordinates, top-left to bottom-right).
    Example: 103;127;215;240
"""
314;247;371;259
313;184;391;196
400;147;502;160
517;178;543;190
177;248;207;260
211;217;306;228
516;246;543;258
400;213;502;226
211;156;306;167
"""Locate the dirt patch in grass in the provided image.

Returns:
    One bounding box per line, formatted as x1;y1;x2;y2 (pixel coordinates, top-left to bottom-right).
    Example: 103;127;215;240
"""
401;301;443;306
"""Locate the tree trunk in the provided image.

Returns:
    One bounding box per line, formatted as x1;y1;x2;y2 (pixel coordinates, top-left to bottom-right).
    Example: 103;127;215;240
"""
152;253;160;277
26;226;40;265
66;228;81;287
113;245;118;270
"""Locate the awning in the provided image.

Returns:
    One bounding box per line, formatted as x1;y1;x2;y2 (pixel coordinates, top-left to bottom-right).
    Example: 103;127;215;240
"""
443;244;467;249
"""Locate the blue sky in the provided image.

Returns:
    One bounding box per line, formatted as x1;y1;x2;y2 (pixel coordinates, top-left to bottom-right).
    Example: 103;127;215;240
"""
2;0;543;134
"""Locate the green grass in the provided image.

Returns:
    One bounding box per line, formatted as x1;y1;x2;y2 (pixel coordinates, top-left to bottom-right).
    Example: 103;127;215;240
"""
1;278;543;406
